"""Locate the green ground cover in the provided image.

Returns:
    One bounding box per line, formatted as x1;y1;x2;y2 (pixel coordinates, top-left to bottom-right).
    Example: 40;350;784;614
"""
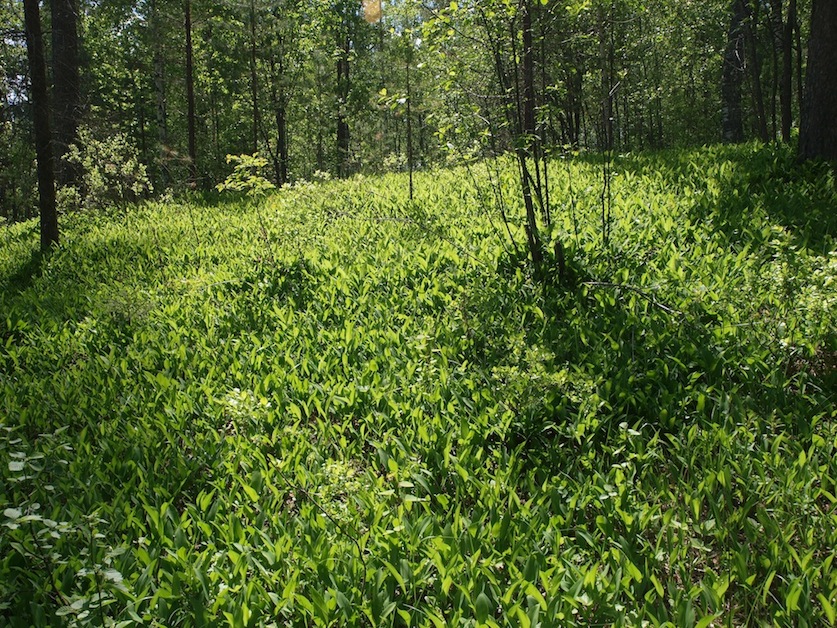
1;144;836;626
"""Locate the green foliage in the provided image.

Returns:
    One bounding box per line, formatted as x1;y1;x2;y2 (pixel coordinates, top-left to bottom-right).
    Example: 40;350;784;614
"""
0;144;835;626
216;153;277;198
62;127;153;212
0;120;37;223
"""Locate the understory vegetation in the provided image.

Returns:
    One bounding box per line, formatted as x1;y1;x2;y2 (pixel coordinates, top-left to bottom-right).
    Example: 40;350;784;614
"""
1;143;836;626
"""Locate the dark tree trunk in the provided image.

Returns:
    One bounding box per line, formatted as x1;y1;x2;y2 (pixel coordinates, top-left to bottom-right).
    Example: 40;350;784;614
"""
268;49;289;185
780;0;796;142
205;23;221;173
276;103;288;184
24;0;58;250
151;0;169;181
598;6;613;151
564;65;582;147
769;0;795;142
722;0;746;142
50;0;81;186
405;48;414;200
799;0;837;160
185;0;197;186
336;31;351;178
768;0;783;139
521;0;536;140
250;0;260;154
742;1;769;141
130;65;148;160
794;8;803;120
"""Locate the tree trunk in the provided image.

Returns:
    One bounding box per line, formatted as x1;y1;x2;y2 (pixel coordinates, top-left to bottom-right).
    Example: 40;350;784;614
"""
722;0;746;142
151;0;169;181
205;23;221;173
744;1;769;141
336;30;351;178
24;0;58;250
598;6;613;151
276;103;288;184
405;48;414;200
185;0;197;186
799;0;837;160
769;0;795;142
50;0;81;187
250;0;260;154
780;0;795;142
521;0;536;140
768;0;783;139
268;49;289;185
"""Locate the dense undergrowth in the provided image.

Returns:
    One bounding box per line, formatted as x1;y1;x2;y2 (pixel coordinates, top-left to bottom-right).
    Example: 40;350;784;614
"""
1;143;836;626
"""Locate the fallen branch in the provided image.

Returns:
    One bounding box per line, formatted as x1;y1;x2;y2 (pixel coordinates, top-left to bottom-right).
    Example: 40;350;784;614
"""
582;281;683;317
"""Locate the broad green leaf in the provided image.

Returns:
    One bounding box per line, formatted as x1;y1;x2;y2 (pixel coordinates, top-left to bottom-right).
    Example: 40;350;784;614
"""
475;592;491;624
817;593;836;625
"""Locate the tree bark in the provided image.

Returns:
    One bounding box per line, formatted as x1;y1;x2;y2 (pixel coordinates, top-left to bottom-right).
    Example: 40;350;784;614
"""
722;0;746;142
250;0;260;155
336;29;351;178
564;65;582;147
598;5;613;151
521;0;536;140
276;103;288;184
24;0;58;250
799;0;837;160
268;49;289;185
405;47;414;200
185;0;197;186
780;0;795;142
743;1;769;141
769;0;795;142
50;0;81;186
151;0;169;181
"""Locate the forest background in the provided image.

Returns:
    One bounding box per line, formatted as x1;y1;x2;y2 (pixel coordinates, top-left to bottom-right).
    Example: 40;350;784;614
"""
2;0;835;230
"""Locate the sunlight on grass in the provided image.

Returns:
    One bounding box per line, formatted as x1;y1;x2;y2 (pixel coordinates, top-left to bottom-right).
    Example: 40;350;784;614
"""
1;144;835;626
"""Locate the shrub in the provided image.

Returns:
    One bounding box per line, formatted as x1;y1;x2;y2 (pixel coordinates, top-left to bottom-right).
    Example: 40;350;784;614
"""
215;153;275;198
62;127;152;212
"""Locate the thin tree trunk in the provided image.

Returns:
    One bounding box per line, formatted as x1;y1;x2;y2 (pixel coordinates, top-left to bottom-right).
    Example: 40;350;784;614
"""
268;49;289;185
315;62;325;172
50;0;80;187
522;0;536;140
132;65;148;159
336;30;351;178
722;0;746;142
151;0;169;181
598;4;614;151
519;1;546;272
277;103;288;184
405;48;413;200
567;65;582;147
780;0;796;142
250;0;259;154
24;0;58;250
744;0;769;141
768;0;784;139
799;0;837;160
185;0;197;186
516;150;543;270
205;23;221;174
794;7;803;120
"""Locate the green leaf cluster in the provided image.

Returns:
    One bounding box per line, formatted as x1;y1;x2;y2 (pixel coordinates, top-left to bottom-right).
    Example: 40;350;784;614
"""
0;143;835;626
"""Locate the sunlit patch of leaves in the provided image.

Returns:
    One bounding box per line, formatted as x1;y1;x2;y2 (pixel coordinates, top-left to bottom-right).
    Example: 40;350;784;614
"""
0;143;835;626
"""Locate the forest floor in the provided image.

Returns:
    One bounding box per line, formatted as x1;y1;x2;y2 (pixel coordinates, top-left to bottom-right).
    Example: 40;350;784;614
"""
1;143;836;626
